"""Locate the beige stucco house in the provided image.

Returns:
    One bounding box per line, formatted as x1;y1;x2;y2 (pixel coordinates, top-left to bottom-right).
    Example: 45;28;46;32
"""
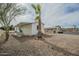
15;22;45;36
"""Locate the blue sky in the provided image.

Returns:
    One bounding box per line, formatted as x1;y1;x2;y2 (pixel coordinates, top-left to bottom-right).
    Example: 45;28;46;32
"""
12;3;79;28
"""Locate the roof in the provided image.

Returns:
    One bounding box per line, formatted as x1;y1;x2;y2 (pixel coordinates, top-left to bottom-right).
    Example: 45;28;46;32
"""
15;22;44;27
15;22;32;27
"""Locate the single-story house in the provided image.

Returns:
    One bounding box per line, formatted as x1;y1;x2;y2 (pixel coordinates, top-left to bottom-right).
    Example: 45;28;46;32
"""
45;25;63;34
15;22;45;36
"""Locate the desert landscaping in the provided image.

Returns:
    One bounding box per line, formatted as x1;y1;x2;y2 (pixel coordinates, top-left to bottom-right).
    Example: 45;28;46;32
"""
0;3;79;56
0;32;79;56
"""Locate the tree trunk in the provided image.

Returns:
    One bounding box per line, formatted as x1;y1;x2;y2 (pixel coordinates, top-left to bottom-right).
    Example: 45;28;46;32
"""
37;17;43;40
3;31;9;43
38;17;41;33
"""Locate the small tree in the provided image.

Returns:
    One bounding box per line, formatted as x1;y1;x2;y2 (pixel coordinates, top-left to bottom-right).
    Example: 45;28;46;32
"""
0;3;26;43
32;4;43;39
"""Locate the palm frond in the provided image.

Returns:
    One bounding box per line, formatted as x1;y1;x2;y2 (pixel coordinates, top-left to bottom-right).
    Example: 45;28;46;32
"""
37;4;41;13
31;4;37;11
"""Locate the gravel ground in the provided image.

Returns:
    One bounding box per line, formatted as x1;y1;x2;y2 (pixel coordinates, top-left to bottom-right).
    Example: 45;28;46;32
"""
0;34;79;56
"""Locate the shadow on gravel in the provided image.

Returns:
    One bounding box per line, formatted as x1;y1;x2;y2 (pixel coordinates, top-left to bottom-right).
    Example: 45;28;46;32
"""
12;35;36;42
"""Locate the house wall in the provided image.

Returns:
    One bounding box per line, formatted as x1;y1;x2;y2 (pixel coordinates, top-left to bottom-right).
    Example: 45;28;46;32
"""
18;24;38;35
35;22;45;34
21;24;32;35
41;24;45;33
15;22;45;35
32;23;38;35
15;27;20;32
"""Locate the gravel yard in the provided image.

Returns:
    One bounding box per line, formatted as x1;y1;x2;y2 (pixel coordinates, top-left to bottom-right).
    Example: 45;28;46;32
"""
0;34;79;56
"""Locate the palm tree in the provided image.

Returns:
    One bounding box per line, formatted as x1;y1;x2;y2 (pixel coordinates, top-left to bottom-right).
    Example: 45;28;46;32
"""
32;4;43;39
0;3;26;43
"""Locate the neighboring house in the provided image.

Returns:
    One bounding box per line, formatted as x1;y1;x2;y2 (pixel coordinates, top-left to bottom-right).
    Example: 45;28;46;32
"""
15;22;45;36
45;25;63;34
55;25;63;33
45;27;54;34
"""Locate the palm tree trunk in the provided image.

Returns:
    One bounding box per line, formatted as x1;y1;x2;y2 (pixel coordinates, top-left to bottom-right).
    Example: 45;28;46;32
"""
38;17;43;40
38;17;41;32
